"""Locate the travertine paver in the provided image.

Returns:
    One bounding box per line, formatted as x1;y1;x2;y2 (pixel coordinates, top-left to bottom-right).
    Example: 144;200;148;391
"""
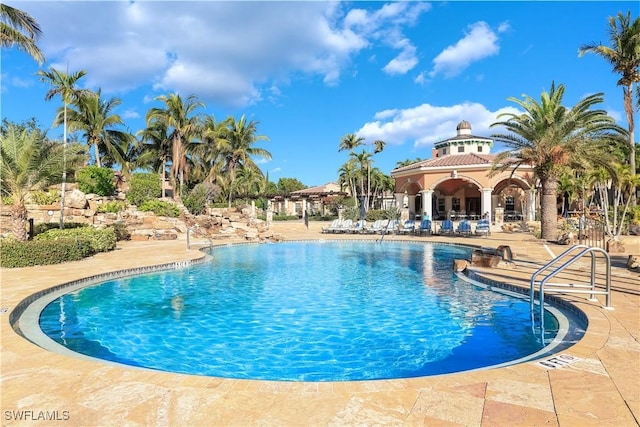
1;221;639;426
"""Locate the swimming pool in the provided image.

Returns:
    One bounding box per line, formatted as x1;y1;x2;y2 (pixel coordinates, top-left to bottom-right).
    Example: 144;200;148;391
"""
35;241;570;381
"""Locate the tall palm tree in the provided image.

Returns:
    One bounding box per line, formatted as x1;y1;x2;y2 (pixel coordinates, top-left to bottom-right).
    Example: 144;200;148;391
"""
0;124;82;240
146;93;204;199
338;133;365;153
191;114;227;185
579;11;640;188
57;89;128;168
37;67;88;228
491;82;624;241
136;121;172;198
216;115;271;207
1;3;44;64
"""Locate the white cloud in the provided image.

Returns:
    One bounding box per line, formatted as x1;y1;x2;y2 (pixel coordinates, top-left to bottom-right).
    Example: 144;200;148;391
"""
356;102;521;148
429;21;501;79
24;1;430;108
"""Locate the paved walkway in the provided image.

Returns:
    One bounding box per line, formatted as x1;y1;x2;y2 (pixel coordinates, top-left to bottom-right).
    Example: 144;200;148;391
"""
1;222;639;426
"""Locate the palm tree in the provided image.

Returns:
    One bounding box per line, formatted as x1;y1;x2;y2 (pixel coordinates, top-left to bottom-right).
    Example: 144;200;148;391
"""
57;89;129;168
579;11;640;191
216;115;271;207
337;160;358;204
338;133;365;153
395;157;424;168
0;124;82;240
491;82;624;241
1;3;44;64
233;166;266;202
37;67;88;228
137;120;172;198
146;93;204;199
191;114;227;185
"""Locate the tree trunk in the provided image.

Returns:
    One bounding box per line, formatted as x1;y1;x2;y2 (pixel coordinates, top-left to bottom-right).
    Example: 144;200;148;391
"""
94;141;102;168
11;201;28;241
623;84;636;205
540;177;558;241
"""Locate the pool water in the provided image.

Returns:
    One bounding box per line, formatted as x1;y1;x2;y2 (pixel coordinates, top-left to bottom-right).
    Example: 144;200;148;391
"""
39;241;559;381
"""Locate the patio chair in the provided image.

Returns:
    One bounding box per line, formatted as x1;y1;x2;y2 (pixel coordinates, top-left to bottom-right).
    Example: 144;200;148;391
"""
398;219;416;234
334;219;353;233
475;219;491;236
322;219;341;233
456;219;472;236
347;219;367;233
364;219;384;234
378;219;398;235
415;218;432;236
439;219;454;235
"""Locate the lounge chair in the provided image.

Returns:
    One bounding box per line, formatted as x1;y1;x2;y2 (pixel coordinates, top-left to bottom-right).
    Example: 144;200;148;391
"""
439;219;454;235
415;218;432;236
398;219;416;234
456;219;472;236
322;219;341;233
364;219;383;234
347;219;367;233
334;219;353;233
475;219;491;236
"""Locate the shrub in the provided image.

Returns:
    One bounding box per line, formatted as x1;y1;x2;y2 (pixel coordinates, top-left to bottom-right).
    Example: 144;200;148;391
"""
76;166;115;196
0;239;92;268
139;199;180;217
183;183;219;215
96;200;126;213
110;222;131;241
29;190;59;205
35;227;117;253
365;209;386;221
33;222;87;236
127;173;161;206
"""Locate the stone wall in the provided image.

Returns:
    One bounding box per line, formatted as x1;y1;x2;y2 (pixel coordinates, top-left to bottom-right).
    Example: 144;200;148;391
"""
0;190;278;242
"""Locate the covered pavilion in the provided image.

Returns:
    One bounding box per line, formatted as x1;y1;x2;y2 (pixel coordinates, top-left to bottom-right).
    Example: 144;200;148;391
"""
391;120;536;224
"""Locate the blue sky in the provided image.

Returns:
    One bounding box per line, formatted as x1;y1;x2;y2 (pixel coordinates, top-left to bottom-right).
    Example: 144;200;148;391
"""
1;1;634;187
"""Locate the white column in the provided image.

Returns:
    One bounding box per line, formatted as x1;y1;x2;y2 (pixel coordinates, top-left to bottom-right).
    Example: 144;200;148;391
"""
395;192;404;208
481;188;492;223
528;189;536;221
444;196;453;218
421;190;433;219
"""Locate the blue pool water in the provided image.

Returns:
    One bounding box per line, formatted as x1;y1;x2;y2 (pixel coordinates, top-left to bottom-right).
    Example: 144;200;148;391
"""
39;241;559;381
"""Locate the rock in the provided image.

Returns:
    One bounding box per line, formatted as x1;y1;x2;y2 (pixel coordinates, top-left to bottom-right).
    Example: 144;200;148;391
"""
606;240;625;254
65;189;87;209
130;234;149;241
452;259;468;272
626;255;639;269
153;233;177;240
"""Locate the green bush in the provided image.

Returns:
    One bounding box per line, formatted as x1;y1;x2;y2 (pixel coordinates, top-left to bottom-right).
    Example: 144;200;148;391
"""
127;173;161;206
183;183;217;215
33;222;87;236
0;239;92;268
29;190;59;205
110;222;131;241
365;209;386;221
35;227;117;253
96;200;126;213
139;199;180;217
76;166;115;196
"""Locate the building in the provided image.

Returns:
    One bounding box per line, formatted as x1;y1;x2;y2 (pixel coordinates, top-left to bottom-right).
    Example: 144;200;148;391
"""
390;121;536;224
270;182;345;217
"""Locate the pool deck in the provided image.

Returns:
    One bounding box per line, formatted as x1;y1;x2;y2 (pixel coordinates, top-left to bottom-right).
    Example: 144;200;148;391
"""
1;221;639;426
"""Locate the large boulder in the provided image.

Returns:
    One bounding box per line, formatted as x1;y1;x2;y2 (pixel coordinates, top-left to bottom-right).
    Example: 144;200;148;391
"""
65;189;87;209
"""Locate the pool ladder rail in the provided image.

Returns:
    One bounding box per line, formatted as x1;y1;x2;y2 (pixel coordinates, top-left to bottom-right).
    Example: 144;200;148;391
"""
529;244;613;338
187;226;214;251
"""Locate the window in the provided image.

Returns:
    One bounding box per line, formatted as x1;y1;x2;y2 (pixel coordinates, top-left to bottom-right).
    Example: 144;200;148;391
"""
442;148;447;155
505;196;515;211
452;197;461;211
457;146;464;153
477;145;483;152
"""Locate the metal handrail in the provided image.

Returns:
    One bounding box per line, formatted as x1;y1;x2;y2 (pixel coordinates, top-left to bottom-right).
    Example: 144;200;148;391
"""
530;244;612;332
187;226;213;252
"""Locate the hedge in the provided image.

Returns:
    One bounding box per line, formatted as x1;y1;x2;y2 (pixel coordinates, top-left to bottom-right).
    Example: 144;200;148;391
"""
0;239;92;268
35;227;117;253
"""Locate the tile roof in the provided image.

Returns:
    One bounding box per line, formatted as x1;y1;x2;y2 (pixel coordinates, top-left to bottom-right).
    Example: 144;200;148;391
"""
392;153;496;173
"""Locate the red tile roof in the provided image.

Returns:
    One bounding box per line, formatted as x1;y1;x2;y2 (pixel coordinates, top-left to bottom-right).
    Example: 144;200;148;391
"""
393;153;496;173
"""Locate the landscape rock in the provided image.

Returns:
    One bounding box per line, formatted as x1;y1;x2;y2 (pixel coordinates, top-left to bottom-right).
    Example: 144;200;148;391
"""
66;189;87;209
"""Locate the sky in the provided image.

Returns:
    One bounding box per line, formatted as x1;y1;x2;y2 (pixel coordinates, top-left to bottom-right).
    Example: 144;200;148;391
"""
1;1;635;188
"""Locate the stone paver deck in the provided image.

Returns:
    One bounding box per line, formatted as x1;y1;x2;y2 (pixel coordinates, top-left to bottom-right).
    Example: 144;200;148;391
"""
1;221;639;426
